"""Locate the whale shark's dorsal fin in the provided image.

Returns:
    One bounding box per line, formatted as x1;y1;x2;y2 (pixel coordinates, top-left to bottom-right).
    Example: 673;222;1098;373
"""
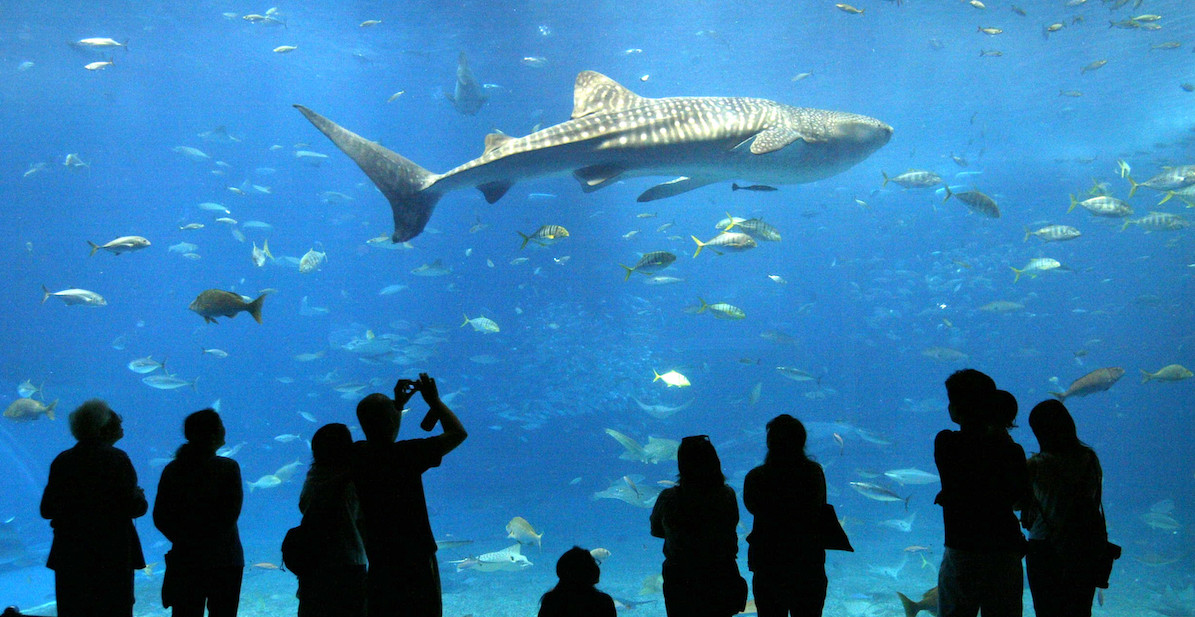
483;131;514;155
571;71;646;119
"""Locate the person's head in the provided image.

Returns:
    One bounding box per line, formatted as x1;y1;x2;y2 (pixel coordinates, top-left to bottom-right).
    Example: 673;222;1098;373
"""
183;408;225;451
677;435;725;489
989;389;1018;432
311;423;353;468
944;368;997;427
356;393;400;443
555;546;600;588
765;414;810;465
69;399;116;443
1029;399;1081;453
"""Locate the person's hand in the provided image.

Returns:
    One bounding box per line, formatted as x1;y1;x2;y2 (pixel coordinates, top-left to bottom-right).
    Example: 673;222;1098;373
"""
417;373;441;405
394;378;419;406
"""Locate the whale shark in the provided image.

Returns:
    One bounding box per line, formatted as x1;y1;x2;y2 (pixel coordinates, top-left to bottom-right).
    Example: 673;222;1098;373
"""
295;70;892;242
446;51;488;115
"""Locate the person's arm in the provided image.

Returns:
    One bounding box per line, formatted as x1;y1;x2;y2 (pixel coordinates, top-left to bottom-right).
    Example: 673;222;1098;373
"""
39;457;64;521
153;467;179;541
417;374;467;454
649;490;667;538
742;468;760;515
119;453;149;518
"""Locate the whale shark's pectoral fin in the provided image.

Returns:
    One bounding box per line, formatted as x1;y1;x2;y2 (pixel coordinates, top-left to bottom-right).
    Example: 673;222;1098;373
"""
637;176;714;202
573;164;624;192
739;126;812;155
571;71;647;119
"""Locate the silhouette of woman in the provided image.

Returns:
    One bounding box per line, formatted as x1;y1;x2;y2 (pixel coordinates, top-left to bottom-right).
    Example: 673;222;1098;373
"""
1021;400;1105;617
297;423;366;617
650;435;746;617
41;399;147;617
154;409;244;617
538;546;616;617
743;414;828;617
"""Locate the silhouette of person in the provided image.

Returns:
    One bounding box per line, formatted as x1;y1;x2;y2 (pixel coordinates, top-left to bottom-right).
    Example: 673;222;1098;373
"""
538;546;617;617
153;409;244;617
297;423;366;617
1021;400;1105;617
650;435;746;617
743;414;828;617
352;372;467;617
40;399;147;617
933;370;1028;617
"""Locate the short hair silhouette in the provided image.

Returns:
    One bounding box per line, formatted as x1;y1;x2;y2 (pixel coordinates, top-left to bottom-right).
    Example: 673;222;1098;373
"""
184;408;222;444
356;393;396;440
311;422;352;467
991;389;1019;430
1028;400;1081;453
556;546;600;586
69;399;113;441
677;435;724;488
764;413;809;464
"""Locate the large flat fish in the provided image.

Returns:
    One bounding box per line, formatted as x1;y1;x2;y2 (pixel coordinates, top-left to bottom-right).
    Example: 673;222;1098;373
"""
295;71;891;242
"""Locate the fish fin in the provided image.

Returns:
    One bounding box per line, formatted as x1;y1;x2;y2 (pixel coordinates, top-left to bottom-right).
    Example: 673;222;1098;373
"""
620;265;634;281
745;126;809;155
571;71;646;119
88;241;100;256
477;180;513;203
482;131;514;156
41;285;51;304
1141;369;1152;383
637;177;713;202
1126;175;1138;198
691;236;705;258
896;592;918;617
573;164;624;192
1049;391;1066;401
247;294;266;324
45;400;57;421
882;172;890;187
294;105;440;242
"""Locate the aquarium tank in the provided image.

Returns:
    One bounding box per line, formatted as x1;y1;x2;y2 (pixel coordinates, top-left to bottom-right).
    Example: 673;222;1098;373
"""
0;0;1191;615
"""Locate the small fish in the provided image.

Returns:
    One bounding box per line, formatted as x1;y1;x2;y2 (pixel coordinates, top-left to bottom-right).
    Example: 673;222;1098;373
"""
359;19;382;27
850;482;910;508
202;347;229;359
41;286;106;307
273;45;298;53
943;187;999;218
84;60;114;71
4;398;57;422
652;369;690;388
518;224;569;249
1050;367;1125;401
1024;225;1081;242
461;314;500;333
17;380;44;399
620;251;677;280
386;90;406;103
189;289;266;324
691;232;756;257
1080;59;1108;74
731;183;778;192
1010;258;1063;283
128;356;166;374
506;516;543;548
1140;364;1192;383
977;27;1003;35
142;374;198;391
835;4;864;14
88;236;150;256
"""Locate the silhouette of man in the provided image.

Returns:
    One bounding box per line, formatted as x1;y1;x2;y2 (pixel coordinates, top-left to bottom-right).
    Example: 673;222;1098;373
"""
353;373;467;617
41;400;147;617
934;370;1028;617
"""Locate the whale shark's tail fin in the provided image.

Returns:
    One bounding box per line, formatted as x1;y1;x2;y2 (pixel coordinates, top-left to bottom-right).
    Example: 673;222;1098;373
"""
294;105;441;242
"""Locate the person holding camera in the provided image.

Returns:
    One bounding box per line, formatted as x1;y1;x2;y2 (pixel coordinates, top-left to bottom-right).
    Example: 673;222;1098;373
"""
351;373;467;617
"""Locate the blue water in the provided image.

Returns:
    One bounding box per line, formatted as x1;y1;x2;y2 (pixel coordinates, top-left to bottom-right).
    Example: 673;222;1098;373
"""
1;0;1192;614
